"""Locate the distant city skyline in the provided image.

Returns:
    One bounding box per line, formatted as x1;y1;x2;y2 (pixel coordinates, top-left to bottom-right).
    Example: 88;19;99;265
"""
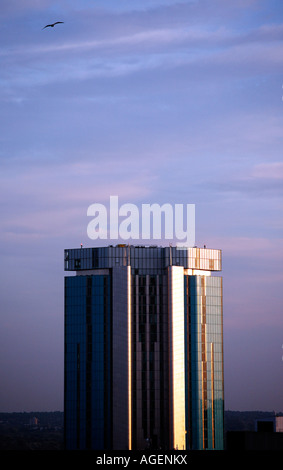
0;0;282;413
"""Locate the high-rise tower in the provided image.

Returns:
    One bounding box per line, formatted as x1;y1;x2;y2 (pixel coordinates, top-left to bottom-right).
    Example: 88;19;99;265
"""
64;245;224;450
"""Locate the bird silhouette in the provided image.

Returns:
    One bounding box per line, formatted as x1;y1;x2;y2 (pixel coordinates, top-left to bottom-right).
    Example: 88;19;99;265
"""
42;21;64;30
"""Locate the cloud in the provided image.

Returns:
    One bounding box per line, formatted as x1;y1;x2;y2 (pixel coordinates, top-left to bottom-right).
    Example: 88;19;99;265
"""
206;158;283;200
0;159;156;242
211;235;283;330
252;162;283;179
212;177;283;199
2;12;283;95
0;0;51;17
212;236;283;260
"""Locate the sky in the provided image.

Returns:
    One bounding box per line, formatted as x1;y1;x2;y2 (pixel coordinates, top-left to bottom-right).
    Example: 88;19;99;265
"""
0;0;282;413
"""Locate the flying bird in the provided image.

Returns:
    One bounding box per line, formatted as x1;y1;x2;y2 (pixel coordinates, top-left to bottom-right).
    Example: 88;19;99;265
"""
42;21;64;30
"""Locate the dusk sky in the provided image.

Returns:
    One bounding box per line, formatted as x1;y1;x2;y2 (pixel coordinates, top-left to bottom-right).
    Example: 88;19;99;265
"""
0;0;282;413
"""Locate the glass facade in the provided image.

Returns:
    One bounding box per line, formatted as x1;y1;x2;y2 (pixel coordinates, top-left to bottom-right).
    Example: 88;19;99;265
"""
168;266;186;450
64;245;224;451
64;274;112;450
184;275;224;450
64;245;221;274
131;272;169;450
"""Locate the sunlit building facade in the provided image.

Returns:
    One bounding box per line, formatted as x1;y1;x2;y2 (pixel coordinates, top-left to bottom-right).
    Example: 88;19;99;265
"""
64;245;224;450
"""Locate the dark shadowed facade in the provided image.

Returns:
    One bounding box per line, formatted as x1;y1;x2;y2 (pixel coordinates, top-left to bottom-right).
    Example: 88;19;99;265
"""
64;245;224;450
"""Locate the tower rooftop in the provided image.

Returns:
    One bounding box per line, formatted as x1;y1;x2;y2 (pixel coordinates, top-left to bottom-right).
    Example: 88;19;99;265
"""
64;244;221;273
